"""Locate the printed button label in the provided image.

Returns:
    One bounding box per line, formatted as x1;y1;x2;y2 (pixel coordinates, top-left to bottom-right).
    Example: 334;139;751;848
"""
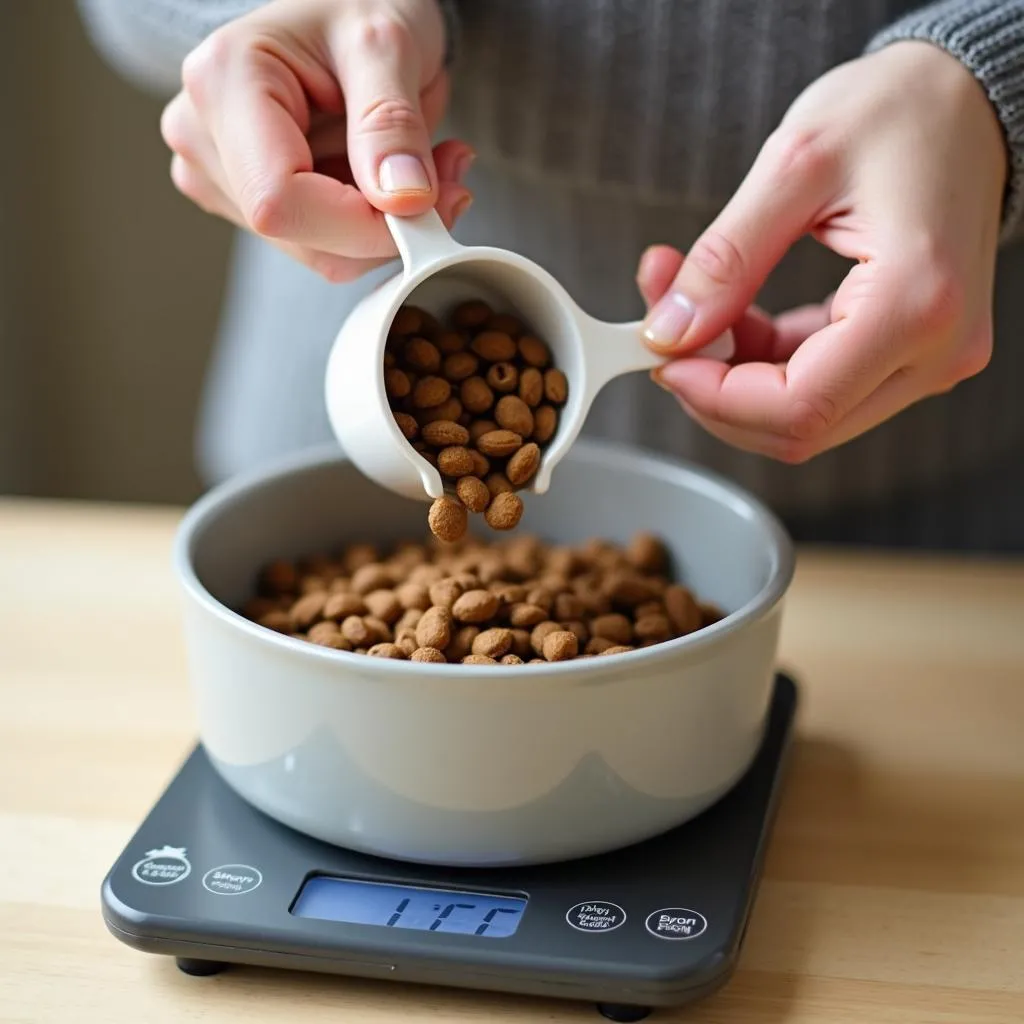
132;845;192;886
566;901;626;933
645;908;708;940
202;864;263;895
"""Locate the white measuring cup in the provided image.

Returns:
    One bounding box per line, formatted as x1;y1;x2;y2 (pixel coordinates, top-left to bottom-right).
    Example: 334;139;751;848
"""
325;211;734;502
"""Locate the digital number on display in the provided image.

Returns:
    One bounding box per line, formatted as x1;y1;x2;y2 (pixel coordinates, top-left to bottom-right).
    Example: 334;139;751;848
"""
291;876;527;939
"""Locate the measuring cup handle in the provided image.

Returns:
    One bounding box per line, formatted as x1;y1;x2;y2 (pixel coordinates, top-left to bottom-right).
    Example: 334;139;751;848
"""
385;210;462;274
582;316;735;395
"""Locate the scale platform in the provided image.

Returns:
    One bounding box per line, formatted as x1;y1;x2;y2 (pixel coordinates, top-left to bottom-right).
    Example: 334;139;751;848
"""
102;673;797;1021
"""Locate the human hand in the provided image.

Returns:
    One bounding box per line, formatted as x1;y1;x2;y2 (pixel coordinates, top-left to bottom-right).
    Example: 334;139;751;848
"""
638;41;1006;463
160;0;473;282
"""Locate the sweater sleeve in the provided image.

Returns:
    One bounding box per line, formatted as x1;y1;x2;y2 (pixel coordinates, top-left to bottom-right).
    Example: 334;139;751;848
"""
76;0;462;97
866;1;1024;242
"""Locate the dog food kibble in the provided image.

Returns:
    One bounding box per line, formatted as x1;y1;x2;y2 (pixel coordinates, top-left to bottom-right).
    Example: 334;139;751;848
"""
244;532;724;665
386;300;570;542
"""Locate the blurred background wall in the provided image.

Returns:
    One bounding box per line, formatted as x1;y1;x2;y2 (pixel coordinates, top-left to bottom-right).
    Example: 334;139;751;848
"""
0;1;232;505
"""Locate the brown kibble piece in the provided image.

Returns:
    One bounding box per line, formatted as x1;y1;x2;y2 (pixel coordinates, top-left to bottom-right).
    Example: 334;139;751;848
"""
600;645;635;656
446;625;480;661
486;362;518;393
518;367;543;407
364;589;402;624
456;475;491;513
324;592;367;620
391;306;423;336
532;405;558;443
351;564;394;594
517;334;551;368
501;654;525;665
469;449;491;478
477;429;523;457
437;446;475;478
634;614;672;644
260;560;299;596
394;412;418;440
590;613;633;645
435;330;467;355
289;591;327;631
363;616;392;644
411;646;447;663
307;622;353;650
509;602;547;628
396;608;424;632
509;628;533;659
395;582;431;611
417;397;463;425
605;573;659;607
452;589;501;623
543;368;569;404
421;420;470;447
506;443;541;486
486;313;524;337
258;609;292;633
403;337;441;373
428;496;468;543
494;395;535;437
460;376;494;415
341;616;372;646
486;473;515;497
243;596;280;621
384;367;412;400
397;635;419;657
428;578;463;610
452;299;492;330
468;418;497;444
627;532;669;573
554;592;585;620
367;642;407;659
530;620;562;655
542;630;578;662
471;330;517;362
585;636;616;655
701;602;726;627
472;628;514;658
442;351;478;382
561;620;589;645
463;654;498;665
413;376;451;409
485;491;524;531
415;606;453;649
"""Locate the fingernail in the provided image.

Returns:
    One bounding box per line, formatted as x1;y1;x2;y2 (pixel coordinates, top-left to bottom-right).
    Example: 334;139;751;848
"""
642;292;695;351
452;194;473;220
650;367;673;393
379;154;431;194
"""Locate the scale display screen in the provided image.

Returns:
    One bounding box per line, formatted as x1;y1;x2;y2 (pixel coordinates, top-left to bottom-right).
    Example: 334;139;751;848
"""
291;876;527;938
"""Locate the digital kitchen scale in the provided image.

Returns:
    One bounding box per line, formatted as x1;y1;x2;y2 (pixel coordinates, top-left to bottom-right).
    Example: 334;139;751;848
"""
102;673;796;1021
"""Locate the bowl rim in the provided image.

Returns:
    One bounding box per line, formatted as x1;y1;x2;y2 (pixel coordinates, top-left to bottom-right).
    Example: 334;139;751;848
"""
173;440;795;680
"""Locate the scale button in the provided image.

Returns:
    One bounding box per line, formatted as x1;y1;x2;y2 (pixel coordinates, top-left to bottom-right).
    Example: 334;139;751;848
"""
202;864;263;895
645;908;708;940
565;901;627;933
132;845;191;886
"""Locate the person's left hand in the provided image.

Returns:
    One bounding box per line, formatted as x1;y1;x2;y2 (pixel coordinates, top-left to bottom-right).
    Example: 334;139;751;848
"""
637;41;1007;463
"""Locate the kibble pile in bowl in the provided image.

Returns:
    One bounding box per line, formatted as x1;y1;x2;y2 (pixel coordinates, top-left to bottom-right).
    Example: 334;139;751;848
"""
242;532;724;665
383;301;568;543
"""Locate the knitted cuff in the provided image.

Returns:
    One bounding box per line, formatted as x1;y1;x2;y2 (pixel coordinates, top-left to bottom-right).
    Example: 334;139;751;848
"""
867;0;1024;241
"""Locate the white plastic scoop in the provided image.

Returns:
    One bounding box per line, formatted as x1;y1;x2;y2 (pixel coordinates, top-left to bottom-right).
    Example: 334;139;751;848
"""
325;210;733;502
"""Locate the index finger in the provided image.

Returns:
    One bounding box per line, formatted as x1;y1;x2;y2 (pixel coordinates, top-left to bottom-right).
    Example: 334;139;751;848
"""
208;48;397;259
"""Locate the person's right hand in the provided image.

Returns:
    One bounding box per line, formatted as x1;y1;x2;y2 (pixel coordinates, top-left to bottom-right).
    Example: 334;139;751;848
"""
160;0;474;283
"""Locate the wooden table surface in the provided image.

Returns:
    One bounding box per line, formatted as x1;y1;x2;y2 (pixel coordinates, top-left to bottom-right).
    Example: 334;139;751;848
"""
2;497;1023;1023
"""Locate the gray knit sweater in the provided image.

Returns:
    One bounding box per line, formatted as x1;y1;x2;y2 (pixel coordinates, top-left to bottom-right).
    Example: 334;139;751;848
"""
78;0;1024;550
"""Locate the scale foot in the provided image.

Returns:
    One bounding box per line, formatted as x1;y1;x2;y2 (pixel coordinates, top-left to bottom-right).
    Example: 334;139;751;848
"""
176;958;227;977
596;1004;651;1022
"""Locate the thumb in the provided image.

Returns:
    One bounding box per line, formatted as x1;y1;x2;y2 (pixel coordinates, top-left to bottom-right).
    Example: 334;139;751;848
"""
334;19;439;215
642;130;838;355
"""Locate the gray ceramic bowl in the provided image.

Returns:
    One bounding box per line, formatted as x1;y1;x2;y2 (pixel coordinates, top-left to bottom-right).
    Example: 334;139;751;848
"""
173;440;794;867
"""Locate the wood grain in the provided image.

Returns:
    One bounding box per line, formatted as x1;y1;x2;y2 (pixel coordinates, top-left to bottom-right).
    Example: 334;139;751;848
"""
2;497;1022;1023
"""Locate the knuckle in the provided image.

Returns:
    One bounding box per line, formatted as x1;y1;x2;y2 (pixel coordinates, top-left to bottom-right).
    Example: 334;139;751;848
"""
775;440;817;465
242;183;291;238
159;97;194;159
903;248;964;338
182;28;235;106
356;95;424;138
785;394;837;443
350;14;415;60
306;253;361;284
687;230;747;287
763;125;836;186
943;326;993;389
170;157;216;214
